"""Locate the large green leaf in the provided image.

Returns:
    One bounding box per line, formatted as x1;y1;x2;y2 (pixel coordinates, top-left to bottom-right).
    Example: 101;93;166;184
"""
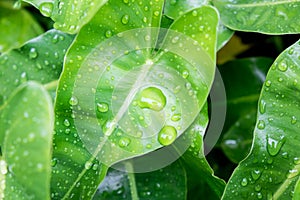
219;58;273;163
52;1;218;198
222;40;300;199
0;29;74;105
0;3;43;53
23;0;107;34
213;0;300;34
93;160;186;200
0;81;53;199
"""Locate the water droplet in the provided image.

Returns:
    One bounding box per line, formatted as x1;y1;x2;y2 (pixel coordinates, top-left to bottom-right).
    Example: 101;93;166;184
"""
294;157;300;165
255;185;262;192
105;30;112;38
69;96;78;106
121;15;130;24
251;169;262;180
287;169;299;178
265;80;272;87
118;137;131;148
171;114;181;122
157;126;177;146
259;100;266;114
278;60;288;72
51;158;57;167
39;2;54;17
29;48;38;59
172;36;179;43
257;192;263;199
123;0;129;4
92;163;99;170
97;102;109;113
241;178;248;186
0;160;7;175
192;10;198;16
257;120;265;130
144;35;151;41
182;70;189;79
63;119;70;127
154;11;160;17
267;135;286;156
20;72;27;83
291;116;297;124
85;161;92;170
138;87;166;111
288;48;294;55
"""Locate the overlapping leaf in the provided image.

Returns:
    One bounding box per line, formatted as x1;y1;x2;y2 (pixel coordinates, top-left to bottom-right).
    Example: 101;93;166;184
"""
53;1;219;198
0;82;53;200
222;40;300;199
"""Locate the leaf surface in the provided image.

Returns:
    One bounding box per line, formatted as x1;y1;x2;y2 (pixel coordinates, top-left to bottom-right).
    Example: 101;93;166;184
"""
213;0;300;34
0;82;53;200
222;40;300;199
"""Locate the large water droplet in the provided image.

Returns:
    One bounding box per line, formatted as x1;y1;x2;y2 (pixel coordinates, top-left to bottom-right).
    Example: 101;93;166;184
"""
267;135;286;156
259;100;266;114
105;30;112;38
157;126;177;146
97;102;109;113
39;2;54;17
121;15;130;24
118;137;131;148
241;178;248;186
29;48;38;59
278;60;288;72
251;169;262;181
138;87;166;111
69;96;78;106
84;161;92;170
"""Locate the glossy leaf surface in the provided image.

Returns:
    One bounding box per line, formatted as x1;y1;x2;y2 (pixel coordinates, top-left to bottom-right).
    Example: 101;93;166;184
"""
213;0;300;34
222;40;300;199
52;1;218;198
0;82;53;199
0;29;74;105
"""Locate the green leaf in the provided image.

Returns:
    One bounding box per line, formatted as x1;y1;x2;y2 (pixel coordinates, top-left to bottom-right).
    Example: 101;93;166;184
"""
217;22;234;51
181;105;226;199
93;160;187;200
52;2;218;198
219;58;273;163
0;5;43;53
164;0;207;19
213;0;300;34
0;29;74;105
222;40;300;199
0;81;53;199
23;0;107;34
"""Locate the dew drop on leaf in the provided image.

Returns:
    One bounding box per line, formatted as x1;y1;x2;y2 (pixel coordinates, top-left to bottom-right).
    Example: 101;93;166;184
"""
118;137;131;148
29;48;38;59
105;30;112;38
51;158;57;167
84;161;92;170
266;135;286;156
241;178;248;186
278;60;288;72
291;116;297;124
182;70;189;79
157;126;177;146
257;120;265;130
286;169;299;179
259;99;266;114
138;87;166;111
171;114;181;122
121;15;130;24
69;96;78;106
0;160;8;175
39;2;54;17
251;169;262;181
97;102;109;113
63;119;70;127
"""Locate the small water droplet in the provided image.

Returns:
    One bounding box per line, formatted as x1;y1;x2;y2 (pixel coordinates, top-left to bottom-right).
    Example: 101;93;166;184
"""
85;161;92;170
251;169;262;180
154;11;160;17
105;30;112;38
291;116;297;124
118;137;131;148
0;160;7;175
267;135;286;156
138;87;166;111
39;2;54;17
29;48;38;59
182;70;189;79
63;119;70;127
121;15;130;24
288;48;294;55
192;10;198;16
172;36;179;44
69;96;78;106
257;120;265;130
92;163;99;170
257;192;263;199
265;80;272;87
158;126;177;146
144;35;151;41
294;157;300;165
171;114;181;122
278;60;288;72
51;158;57;167
241;178;248;186
123;0;129;4
97;102;109;113
255;185;262;192
259;99;266;114
287;169;299;179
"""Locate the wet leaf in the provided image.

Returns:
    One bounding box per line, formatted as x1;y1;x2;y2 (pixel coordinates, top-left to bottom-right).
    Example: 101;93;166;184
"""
0;81;53;199
213;0;300;34
0;29;74;104
0;5;43;53
222;40;300;199
23;0;107;34
52;1;218;198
